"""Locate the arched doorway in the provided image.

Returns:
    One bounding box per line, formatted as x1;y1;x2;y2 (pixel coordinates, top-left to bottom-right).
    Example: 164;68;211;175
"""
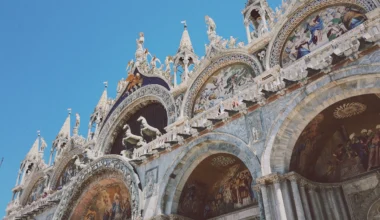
290;94;380;182
177;153;257;219
70;178;132;220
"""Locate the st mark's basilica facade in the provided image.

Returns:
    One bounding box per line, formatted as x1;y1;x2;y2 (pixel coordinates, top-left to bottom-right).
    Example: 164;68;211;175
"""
4;0;380;219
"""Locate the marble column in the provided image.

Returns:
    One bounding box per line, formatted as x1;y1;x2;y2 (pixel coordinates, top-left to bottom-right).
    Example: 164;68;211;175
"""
314;187;326;219
289;176;305;220
335;188;349;220
308;185;322;219
282;181;295;220
253;185;266;220
245;22;251;43
273;176;287;220
299;180;312;220
327;187;340;219
320;187;332;220
173;67;177;87
260;184;272;220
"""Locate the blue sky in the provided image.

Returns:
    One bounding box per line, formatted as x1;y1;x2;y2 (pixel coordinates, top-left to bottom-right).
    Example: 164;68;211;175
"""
0;0;281;216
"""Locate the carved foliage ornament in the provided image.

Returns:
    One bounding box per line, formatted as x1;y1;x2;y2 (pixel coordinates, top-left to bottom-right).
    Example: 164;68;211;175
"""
184;53;262;117
333;102;367;119
268;0;376;68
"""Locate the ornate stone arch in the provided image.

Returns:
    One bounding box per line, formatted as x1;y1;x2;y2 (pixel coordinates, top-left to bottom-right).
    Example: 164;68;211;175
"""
96;84;176;154
19;171;46;206
49;147;84;190
182;52;263;117
265;0;377;69
156;132;261;216
261;64;380;175
52;155;142;220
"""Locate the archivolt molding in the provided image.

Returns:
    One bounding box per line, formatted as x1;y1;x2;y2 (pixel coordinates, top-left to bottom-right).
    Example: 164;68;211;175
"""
49;147;84;190
266;0;377;68
261;65;380;176
52;155;142;220
182;52;263;117
96;85;176;154
20;171;46;206
157;132;261;215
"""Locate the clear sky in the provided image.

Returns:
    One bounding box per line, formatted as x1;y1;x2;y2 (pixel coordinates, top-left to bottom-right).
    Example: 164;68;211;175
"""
0;0;281;216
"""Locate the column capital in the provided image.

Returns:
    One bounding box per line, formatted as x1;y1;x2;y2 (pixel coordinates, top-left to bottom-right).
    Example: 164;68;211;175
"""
252;185;261;193
271;175;283;184
308;184;318;191
299;179;309;187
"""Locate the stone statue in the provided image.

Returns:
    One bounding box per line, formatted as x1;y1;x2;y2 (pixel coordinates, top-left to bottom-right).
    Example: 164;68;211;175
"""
72;155;86;170
228;36;237;48
84;148;97;161
126;60;134;74
237;42;245;48
75;113;80;128
122;124;146;148
205;15;216;32
205;16;218;43
165;56;173;73
137;32;144;50
150;55;161;69
137;116;162;138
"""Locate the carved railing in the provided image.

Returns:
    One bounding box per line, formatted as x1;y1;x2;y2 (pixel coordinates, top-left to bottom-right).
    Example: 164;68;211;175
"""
129;14;380;162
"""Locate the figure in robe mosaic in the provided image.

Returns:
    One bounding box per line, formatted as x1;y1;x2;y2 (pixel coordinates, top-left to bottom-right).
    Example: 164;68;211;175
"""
282;5;367;67
290;94;380;182
178;154;257;219
82;184;131;220
27;178;46;204
56;159;78;190
193;64;255;115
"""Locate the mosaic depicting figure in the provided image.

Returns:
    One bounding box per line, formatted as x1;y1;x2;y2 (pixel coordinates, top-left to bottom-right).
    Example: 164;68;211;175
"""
179;154;257;219
290;95;380;182
193;64;255;115
282;5;366;67
56;159;77;190
83;184;131;220
27;178;46;204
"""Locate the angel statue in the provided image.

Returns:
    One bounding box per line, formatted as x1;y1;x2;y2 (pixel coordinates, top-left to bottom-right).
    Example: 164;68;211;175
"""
126;60;134;74
150;55;161;69
205;15;216;32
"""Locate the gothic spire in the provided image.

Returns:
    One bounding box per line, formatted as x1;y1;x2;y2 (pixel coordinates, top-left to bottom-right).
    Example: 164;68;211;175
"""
173;21;198;84
26;134;40;161
56;109;71;139
95;82;108;112
25;131;47;166
177;21;194;53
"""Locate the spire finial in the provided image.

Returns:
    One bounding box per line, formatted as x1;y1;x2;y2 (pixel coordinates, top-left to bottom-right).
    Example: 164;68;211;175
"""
67;108;72;115
37;130;41;136
103;81;108;88
181;20;187;29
